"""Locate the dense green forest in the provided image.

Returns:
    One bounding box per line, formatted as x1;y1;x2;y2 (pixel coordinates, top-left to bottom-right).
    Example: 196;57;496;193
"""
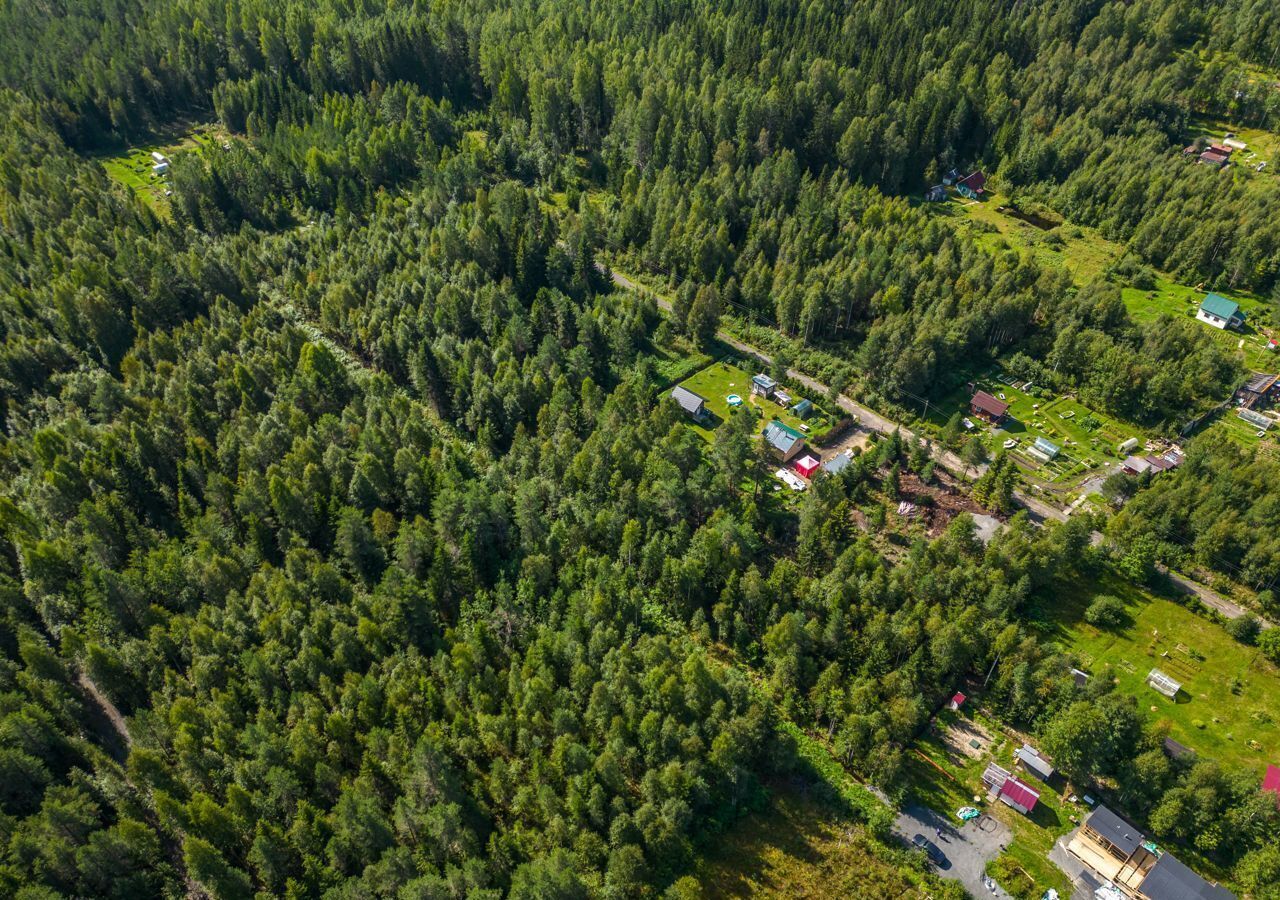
2;0;1280;897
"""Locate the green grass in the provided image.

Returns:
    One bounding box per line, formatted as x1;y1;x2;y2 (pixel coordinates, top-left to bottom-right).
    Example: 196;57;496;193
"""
693;781;931;899
1198;406;1280;458
1121;277;1278;372
1187;115;1280;173
929;191;1122;285
1030;572;1280;770
905;709;1074;899
673;360;832;444
928;370;1146;484
95;124;224;215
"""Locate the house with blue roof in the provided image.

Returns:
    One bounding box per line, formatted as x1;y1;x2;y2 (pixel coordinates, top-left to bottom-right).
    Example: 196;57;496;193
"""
1197;293;1244;330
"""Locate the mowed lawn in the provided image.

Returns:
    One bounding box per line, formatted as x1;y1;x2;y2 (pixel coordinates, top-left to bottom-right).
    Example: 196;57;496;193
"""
1121;278;1278;372
693;782;931;899
1031;573;1280;771
674;360;829;442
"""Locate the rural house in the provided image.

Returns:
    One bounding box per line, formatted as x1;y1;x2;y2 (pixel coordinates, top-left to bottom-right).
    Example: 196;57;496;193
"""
1066;806;1235;900
969;390;1009;425
924;184;947;202
751;373;777;398
956;170;986;199
763;419;805;462
670;385;710;423
1196;293;1244;330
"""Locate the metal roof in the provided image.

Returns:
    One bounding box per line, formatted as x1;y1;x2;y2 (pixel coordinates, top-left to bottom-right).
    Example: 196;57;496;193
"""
970;390;1009;417
998;776;1040;812
752;373;777;389
1138;852;1235;900
1084;806;1144;858
1200;293;1240;320
822;451;852;474
763;420;803;453
1015;745;1055;780
670;385;706;415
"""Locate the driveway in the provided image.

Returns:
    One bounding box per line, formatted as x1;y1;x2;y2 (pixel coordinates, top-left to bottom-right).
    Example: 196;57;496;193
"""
894;803;1013;899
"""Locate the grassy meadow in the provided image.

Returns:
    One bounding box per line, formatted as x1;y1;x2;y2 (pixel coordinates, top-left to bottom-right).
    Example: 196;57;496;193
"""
1029;573;1280;772
693;783;931;898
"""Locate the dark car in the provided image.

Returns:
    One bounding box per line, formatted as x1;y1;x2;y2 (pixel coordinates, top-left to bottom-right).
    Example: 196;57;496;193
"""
911;833;947;867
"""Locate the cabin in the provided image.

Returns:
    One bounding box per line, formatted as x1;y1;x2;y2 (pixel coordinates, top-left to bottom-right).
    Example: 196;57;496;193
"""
924;184;947;202
969;390;1009;425
1014;744;1055;782
763;419;805;462
942;167;961;185
1123;456;1153;476
1067;806;1235;900
670;386;710;423
751;373;778;398
1197;293;1244;330
1198;148;1230;168
956;170;986;199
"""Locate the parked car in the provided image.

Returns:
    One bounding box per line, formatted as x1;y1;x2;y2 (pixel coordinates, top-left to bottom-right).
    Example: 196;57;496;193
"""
911;833;946;867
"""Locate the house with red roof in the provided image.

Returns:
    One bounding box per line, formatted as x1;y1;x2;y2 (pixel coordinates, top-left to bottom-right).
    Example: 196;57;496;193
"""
957;171;987;199
969;390;1009;425
997;775;1040;815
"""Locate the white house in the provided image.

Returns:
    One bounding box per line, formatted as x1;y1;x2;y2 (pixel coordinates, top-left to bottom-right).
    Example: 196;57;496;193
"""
1196;293;1244;330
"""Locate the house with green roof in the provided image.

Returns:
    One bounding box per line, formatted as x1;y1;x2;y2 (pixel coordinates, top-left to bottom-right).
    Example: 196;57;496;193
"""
762;419;805;462
1197;293;1244;331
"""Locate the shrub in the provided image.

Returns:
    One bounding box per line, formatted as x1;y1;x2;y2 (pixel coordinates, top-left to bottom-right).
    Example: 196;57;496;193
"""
1085;594;1126;628
1225;613;1261;646
1258;628;1280;665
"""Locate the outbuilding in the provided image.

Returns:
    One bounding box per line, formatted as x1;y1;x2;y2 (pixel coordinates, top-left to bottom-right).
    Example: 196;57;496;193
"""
751;373;777;397
1029;437;1061;462
997;776;1040;815
1015;744;1055;782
